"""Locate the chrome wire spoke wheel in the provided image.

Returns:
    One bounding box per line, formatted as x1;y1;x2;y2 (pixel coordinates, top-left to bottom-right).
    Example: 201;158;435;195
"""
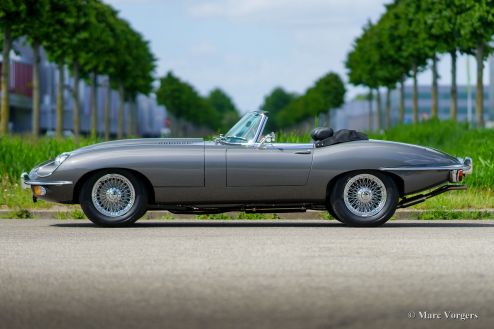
343;174;387;218
91;174;136;218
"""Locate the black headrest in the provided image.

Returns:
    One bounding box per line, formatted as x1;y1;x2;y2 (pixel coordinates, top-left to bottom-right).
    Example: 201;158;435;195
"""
311;127;334;141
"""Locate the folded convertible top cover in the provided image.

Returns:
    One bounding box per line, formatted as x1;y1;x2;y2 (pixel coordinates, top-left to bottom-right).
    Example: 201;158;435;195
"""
315;129;368;148
311;127;334;141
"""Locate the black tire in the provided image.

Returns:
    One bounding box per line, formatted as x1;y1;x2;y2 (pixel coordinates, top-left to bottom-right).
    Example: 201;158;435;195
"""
79;169;148;227
330;171;398;227
326;202;343;223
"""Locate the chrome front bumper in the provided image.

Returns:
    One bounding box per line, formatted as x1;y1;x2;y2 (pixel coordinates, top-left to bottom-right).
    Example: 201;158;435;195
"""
21;172;72;189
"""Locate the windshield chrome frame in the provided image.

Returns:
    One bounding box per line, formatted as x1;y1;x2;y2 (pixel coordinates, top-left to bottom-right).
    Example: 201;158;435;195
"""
219;111;268;146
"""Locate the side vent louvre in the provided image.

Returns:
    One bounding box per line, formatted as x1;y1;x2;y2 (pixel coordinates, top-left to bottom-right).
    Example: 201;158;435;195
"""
159;141;195;145
158;138;203;145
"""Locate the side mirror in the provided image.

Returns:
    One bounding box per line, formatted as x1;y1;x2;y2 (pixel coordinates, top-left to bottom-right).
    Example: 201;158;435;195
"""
214;134;224;143
259;132;275;148
266;132;275;143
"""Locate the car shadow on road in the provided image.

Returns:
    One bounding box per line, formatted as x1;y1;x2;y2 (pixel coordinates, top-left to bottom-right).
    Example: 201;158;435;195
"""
51;221;494;229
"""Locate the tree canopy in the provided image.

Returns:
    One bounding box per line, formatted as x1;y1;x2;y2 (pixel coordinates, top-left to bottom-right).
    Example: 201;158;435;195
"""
0;0;156;136
276;72;345;128
345;0;494;127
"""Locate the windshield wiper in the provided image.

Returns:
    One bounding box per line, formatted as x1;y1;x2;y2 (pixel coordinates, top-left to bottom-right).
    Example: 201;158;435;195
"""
225;135;248;142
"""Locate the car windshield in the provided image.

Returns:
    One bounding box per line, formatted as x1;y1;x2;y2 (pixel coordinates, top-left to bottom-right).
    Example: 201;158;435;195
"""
223;112;263;143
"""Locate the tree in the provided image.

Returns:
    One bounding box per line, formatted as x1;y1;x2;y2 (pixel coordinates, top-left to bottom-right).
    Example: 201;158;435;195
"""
260;87;296;131
207;88;239;131
0;1;26;135
65;0;94;138
157;71;220;130
346;21;386;129
104;15;155;138
396;0;431;124
43;0;76;137
81;1;117;138
276;72;345;128
17;0;50;137
423;0;470;121
458;0;494;127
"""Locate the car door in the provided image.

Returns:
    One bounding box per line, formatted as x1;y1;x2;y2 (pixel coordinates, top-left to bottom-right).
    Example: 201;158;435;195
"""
226;143;313;186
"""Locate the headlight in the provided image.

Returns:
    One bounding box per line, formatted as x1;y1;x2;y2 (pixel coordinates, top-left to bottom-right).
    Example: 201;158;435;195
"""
35;152;71;177
54;152;70;166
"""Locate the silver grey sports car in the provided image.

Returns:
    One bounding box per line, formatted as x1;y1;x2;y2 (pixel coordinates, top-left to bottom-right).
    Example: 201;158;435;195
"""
22;111;472;227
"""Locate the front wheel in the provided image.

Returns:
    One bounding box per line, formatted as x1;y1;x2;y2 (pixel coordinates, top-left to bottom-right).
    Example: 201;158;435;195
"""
330;172;398;227
80;170;148;227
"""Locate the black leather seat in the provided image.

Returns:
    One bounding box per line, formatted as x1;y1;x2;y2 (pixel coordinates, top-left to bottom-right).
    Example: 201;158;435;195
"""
311;127;334;141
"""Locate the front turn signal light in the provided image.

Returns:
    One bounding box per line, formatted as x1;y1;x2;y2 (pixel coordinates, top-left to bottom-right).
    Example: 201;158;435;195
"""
32;185;46;197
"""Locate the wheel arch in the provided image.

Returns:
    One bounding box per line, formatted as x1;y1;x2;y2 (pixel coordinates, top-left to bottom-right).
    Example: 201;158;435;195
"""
326;169;404;202
73;168;156;205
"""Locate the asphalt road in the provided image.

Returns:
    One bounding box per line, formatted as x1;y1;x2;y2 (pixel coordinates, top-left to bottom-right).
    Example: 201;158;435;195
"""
0;219;493;329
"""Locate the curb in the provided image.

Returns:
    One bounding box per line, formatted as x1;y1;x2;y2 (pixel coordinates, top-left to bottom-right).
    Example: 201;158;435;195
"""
1;208;494;220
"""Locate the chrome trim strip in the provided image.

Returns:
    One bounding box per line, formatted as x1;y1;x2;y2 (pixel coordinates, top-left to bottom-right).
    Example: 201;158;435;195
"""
381;159;472;173
24;180;73;186
252;112;268;144
380;165;466;171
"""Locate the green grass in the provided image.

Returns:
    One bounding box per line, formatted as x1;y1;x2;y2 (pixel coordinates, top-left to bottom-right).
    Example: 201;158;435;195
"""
417;210;493;220
0;135;98;184
54;209;87;220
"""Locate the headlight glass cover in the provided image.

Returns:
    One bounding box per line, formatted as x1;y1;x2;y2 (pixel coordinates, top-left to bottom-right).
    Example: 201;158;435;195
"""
35;152;71;177
54;153;70;166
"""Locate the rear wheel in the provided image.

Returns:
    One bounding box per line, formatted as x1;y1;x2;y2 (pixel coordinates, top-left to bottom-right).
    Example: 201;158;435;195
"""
80;170;147;227
330;171;398;227
326;202;343;222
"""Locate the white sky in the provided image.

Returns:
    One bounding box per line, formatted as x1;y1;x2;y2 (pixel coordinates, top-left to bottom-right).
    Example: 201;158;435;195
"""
107;0;490;112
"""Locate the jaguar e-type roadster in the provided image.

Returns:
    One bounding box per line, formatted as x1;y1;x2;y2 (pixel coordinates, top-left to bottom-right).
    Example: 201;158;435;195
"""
22;111;472;227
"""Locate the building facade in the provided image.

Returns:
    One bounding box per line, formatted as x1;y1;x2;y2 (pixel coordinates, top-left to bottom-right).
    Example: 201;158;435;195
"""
0;39;167;137
391;85;490;124
330;84;492;132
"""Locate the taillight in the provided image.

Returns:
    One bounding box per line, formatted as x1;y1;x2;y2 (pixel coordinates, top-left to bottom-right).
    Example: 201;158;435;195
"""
450;169;463;183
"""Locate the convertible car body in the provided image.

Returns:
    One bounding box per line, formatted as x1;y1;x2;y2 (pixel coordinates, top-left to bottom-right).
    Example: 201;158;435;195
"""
22;111;472;227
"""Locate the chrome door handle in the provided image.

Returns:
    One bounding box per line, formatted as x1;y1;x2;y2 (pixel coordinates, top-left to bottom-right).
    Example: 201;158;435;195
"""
294;150;311;155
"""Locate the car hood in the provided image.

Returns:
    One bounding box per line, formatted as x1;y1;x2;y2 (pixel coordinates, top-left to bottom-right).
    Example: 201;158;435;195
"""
70;138;205;155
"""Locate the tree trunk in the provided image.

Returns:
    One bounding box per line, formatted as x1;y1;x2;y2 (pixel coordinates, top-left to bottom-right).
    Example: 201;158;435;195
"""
431;55;439;119
450;51;458;121
72;62;80;138
376;88;382;131
32;41;41;137
90;73;98;138
56;63;65;138
385;88;391;129
475;41;485;128
127;99;133;136
412;63;419;124
399;76;405;124
104;78;111;141
368;89;373;131
117;83;124;139
0;27;12;135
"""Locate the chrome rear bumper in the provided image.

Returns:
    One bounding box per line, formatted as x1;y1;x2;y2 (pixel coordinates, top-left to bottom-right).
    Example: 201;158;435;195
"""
459;157;473;175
